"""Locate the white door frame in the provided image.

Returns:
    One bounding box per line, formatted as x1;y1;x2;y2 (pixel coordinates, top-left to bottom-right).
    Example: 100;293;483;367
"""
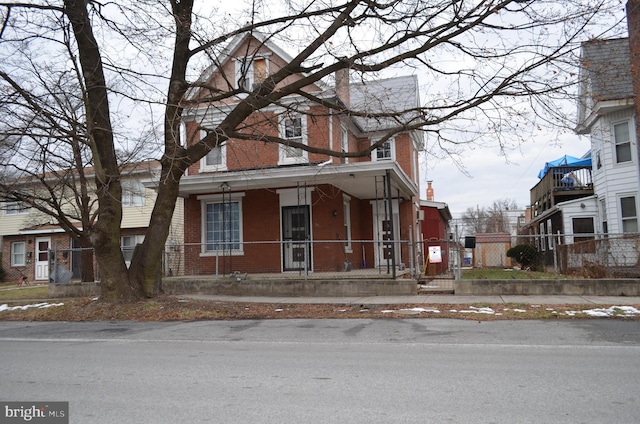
371;199;401;268
35;237;51;281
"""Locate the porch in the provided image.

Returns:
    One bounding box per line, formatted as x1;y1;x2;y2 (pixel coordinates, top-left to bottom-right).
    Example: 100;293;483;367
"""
530;165;593;218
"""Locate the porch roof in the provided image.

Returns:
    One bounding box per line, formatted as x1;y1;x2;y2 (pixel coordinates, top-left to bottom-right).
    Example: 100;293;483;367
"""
178;161;418;200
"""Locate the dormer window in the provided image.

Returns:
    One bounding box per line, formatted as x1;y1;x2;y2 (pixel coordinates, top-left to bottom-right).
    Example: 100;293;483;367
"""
235;56;269;92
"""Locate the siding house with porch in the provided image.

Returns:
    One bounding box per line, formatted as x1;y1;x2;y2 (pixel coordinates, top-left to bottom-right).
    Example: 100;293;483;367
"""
0;161;184;283
179;34;424;276
521;35;640;272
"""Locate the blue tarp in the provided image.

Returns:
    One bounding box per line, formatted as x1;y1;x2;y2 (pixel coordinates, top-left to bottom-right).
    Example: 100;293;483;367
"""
537;155;592;179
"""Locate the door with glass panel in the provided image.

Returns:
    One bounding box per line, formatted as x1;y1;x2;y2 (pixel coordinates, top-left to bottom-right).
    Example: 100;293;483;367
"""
282;206;310;271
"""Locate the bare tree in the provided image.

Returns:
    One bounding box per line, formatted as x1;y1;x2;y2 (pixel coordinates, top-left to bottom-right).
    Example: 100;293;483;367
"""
461;199;519;234
0;0;624;301
461;206;488;234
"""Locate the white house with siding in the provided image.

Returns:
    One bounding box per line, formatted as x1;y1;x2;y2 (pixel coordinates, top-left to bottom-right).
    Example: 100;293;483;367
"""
576;37;639;236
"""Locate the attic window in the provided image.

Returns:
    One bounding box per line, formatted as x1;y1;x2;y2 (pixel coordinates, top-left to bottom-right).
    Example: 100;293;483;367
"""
235;56;269;91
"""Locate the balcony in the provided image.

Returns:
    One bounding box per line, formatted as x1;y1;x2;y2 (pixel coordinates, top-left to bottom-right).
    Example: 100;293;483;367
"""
530;166;593;218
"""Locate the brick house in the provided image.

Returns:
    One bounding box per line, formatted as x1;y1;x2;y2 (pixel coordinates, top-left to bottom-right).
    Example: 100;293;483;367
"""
179;33;424;276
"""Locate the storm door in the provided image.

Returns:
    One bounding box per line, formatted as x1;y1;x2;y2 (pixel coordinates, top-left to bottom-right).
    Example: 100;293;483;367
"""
35;237;50;281
282;205;311;271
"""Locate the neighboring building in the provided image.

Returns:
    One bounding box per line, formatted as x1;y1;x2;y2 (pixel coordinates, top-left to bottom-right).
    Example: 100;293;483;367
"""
420;181;452;276
179;33;424;276
0;161;184;283
523;154;595;262
521;32;640;271
575;37;639;237
472;233;513;268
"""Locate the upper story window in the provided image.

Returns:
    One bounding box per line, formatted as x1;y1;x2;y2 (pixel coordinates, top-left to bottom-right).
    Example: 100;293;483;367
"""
122;180;145;207
235;56;269;92
200;130;227;172
3;201;30;216
340;126;349;164
613;120;632;164
620;195;638;233
372;138;395;161
279;114;308;165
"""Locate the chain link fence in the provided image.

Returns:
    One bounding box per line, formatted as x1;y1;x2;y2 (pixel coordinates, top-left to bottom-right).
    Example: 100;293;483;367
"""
466;232;640;278
43;232;640;284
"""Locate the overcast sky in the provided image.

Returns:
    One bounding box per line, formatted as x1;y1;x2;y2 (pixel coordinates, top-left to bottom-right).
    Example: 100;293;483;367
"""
420;129;591;218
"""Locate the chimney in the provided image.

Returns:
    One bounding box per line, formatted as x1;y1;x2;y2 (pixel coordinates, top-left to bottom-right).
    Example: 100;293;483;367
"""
627;1;640;151
335;68;350;107
426;181;434;201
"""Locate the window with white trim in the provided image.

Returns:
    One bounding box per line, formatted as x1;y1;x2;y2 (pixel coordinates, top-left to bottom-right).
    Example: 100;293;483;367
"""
279;114;308;164
3;201;30;215
11;242;25;267
343;195;352;253
620;196;638;233
121;235;144;267
340;126;348;164
235;56;269;91
372;138;395;161
122;180;145;207
200;130;227;172
613;121;632;164
202;197;244;254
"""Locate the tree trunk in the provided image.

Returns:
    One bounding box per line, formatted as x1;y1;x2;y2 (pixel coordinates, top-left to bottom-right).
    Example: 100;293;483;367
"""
64;0;145;301
78;236;95;283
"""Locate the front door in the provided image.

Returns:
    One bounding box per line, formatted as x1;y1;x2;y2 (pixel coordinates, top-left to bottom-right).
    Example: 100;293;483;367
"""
35;237;50;281
372;201;401;269
282;206;311;271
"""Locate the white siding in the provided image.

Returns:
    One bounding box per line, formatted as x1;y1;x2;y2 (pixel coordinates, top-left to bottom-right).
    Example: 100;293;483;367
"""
590;108;640;234
559;197;598;242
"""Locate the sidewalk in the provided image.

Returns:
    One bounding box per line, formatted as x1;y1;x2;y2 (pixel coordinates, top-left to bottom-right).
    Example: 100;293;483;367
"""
182;294;640;305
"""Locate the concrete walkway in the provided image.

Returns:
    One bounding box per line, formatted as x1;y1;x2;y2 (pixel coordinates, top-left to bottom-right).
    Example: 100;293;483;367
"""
182;294;640;305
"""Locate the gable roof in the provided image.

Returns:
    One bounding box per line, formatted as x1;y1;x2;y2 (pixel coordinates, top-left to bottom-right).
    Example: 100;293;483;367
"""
349;75;421;133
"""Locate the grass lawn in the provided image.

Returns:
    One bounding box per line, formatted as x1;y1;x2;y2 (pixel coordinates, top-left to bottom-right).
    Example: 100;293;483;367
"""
461;268;564;280
0;284;49;301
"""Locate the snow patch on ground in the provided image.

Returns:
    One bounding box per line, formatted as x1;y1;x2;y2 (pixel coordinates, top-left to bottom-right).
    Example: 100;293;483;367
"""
380;305;640;317
0;302;64;312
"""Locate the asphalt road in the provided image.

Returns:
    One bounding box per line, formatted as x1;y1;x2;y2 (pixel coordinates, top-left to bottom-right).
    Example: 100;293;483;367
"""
1;319;639;423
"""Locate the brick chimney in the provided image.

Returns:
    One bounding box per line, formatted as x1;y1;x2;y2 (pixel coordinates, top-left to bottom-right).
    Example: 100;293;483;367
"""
426;181;434;201
335;68;350;107
627;1;640;151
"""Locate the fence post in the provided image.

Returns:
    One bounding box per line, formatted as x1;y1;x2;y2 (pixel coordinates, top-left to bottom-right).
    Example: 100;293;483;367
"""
553;231;559;275
408;225;414;278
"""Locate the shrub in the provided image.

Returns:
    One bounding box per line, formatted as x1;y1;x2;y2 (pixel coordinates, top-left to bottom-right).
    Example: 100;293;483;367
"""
507;244;538;269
